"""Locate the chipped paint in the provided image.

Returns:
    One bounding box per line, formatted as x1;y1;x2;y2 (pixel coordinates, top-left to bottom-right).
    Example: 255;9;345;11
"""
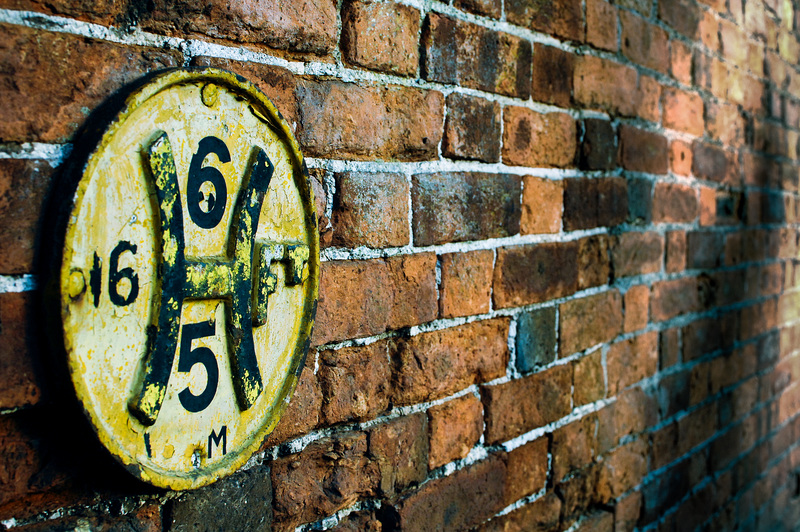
60;68;319;490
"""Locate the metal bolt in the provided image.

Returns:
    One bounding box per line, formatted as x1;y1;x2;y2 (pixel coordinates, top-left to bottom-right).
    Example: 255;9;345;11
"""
201;84;218;107
67;269;86;299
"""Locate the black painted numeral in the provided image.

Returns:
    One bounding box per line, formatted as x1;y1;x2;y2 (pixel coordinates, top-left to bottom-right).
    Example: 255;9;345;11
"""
208;426;227;459
187;136;229;229
88;240;138;307
178;321;219;413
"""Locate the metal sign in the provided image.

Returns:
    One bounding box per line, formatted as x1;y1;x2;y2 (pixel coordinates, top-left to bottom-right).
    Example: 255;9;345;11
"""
59;68;319;490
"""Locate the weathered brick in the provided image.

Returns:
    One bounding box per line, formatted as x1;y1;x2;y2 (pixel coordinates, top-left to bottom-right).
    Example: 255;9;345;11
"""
619;125;669;174
314;253;437;345
620;11;670;73
505;438;549;504
503;107;577;168
507;0;583;41
659;0;700;38
412;173;521;246
443;94;501;162
318;342;391;425
586;0;618;51
516;307;557;373
706;100;746;147
560;291;623;355
692;141;739;185
553;415;597;482
624;285;650;333
392;318;509;405
578;235;611;289
686;230;725;269
272;432;379;528
478;492;561;532
428;394;483;469
0;292;43;410
295;80;443;161
574;56;638;116
660;328;681;369
330;510;382;532
439;250;494;319
666;231;687;273
612;231;664;278
651;277;699;321
493;242;578;308
671;40;694;85
574;350;605;406
454;0;502;17
678;402;718;454
341;0;420;76
145;0;337;54
557;467;597;526
532;44;574;107
563;178;628;231
521;176;562;234
389;454;506;530
483;364;572;444
369;414;428;496
423;13;532;98
580;118;617;171
0;160;52;274
0;25;181;143
670;139;694;176
653;182;699;223
627;178;653;225
607;332;659;394
636;74;662;123
597;387;655;453
663;87;704;135
264;364;321;446
332;172;409;248
595;440;648;501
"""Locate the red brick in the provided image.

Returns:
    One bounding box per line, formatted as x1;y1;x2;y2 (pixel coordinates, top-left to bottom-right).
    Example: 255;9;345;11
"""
556;468;597;526
391;454;506;531
651;278;699;321
22;505;162;532
636;74;662;123
671;40;694;85
272;432;379;528
505;438;549;504
586;0;618;51
577;235;611;290
482;364;572;444
314;253;437;345
595;440;648;501
0;293;43;410
317;342;391;425
478;492;561;532
295;80;443;161
619;125;668;174
560;291;623;355
620;11;670;73
412;173;521;246
503;107;577;168
659;0;700;38
369;414;428;496
574;56;638;116
670;140;694;176
699;186;716;226
662;88;704;136
553;415;597;482
653;182;698;223
563;177;628;230
330;510;382;532
574;350;605;406
624;285;650;333
532;44;574;107
454;0;502;17
706;101;746;147
698;10;720;50
666;231;687;273
423;13;532;98
493;242;578;308
719;19;749;64
0;160;52;274
145;0;337;54
521;176;562;234
331;172;409;248
263;364;321;446
660;328;681;369
0;25;181;143
392;318;509;405
506;0;584;41
575;511;615;531
580;118;617;171
612;231;664;278
341;0;419;76
686;230;724;269
428;394;483;469
678;402;718;454
439;250;493;319
692;141;739;185
597;387;655;454
443;94;501;163
607;332;658;395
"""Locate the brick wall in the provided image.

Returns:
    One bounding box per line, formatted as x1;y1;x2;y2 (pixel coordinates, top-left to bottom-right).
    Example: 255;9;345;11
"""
0;0;799;529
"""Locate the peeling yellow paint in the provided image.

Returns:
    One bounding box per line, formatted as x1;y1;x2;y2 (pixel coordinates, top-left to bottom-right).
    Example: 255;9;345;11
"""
60;68;319;491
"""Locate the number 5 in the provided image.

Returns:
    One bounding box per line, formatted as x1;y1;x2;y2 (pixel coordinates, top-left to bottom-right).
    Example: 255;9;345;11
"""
178;321;219;413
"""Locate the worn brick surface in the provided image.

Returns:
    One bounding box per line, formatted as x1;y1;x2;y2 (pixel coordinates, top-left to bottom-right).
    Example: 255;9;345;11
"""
443;94;501;162
521;176;562;234
505;437;548;504
574;56;638;116
427;394;483;469
586;0;618;51
560;291;623;355
692;141;739;185
577;235;611;289
515;306;558;373
625;285;650;333
332;172;409;248
619;125;669;174
412;172;521;246
574;351;605;406
264;364;321;446
621;11;670;73
607;332;659;394
439;250;494;319
369;414;428;496
341;0;419;76
612;231;664;278
580;118;617;170
506;0;583;41
563;178;628;231
653;182;699;223
503;107;577;168
478;492;561;532
532;44;574;107
0;293;43;410
493;242;578;308
553;415;596;482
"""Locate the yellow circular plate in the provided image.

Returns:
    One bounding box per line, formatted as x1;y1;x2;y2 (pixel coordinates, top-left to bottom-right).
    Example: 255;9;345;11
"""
59;68;319;490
